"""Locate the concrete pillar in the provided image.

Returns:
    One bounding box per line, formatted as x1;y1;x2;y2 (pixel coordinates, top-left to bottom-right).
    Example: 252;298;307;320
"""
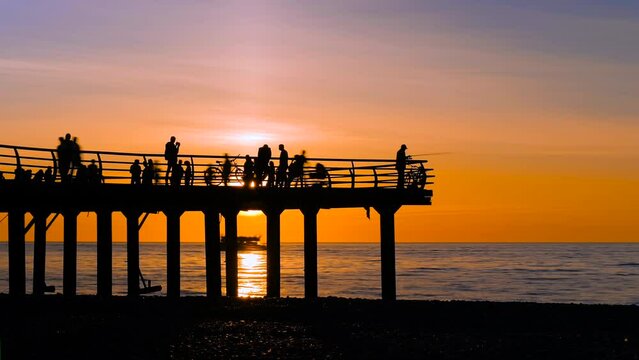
8;210;26;296
63;210;79;297
302;207;319;299
165;210;183;299
222;209;239;297
124;211;140;297
32;211;49;295
265;207;283;298
204;209;221;299
375;206;400;301
96;210;112;298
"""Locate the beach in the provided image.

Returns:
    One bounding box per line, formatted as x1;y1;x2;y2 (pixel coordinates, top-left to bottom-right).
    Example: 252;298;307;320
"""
2;295;638;359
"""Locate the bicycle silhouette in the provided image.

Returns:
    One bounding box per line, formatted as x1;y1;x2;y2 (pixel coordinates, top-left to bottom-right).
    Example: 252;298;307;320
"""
203;156;245;186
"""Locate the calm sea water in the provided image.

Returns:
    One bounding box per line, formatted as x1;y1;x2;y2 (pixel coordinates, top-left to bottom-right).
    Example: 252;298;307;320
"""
1;242;639;304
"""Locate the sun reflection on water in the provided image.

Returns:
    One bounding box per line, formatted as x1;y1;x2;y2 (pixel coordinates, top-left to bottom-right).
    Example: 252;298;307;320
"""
238;252;267;298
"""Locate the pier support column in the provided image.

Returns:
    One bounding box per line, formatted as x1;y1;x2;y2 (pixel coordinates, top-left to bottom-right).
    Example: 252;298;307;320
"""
222;209;239;298
97;210;113;298
302;207;319;299
32;211;49;295
204;209;221;299
375;205;400;301
8;210;26;296
165;210;183;299
63;210;79;297
124;211;141;297
265;207;283;298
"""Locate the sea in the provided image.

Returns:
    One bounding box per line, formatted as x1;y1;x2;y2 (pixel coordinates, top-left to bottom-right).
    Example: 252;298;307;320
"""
1;242;639;305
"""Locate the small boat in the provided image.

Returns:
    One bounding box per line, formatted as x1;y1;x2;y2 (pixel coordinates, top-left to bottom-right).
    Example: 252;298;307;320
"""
221;235;266;251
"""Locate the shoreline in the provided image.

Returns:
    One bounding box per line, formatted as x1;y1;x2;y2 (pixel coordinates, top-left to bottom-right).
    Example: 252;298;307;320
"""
2;295;638;359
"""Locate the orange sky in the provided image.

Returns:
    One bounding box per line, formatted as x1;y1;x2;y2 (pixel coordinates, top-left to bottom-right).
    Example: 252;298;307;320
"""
1;1;638;242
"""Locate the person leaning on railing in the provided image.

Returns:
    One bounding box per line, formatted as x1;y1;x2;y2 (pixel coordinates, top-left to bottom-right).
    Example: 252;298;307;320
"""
396;144;408;189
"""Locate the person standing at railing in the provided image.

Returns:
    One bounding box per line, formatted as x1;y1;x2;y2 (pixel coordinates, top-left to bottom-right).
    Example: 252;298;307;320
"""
255;144;272;186
44;167;54;184
222;154;232;186
164;136;180;185
142;159;155;186
267;161;276;188
130;160;142;185
87;159;101;184
57;134;73;181
242;155;254;188
276;144;288;188
184;160;193;186
396;144;408;189
171;159;184;187
286;150;307;187
71;137;82;174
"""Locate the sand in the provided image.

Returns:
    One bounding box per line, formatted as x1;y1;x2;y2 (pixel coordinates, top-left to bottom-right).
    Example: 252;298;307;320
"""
1;295;638;359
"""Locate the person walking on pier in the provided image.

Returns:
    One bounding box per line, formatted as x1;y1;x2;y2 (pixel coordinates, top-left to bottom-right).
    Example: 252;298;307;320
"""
243;155;254;188
396;144;408;189
164;136;180;185
130;159;142;185
276;144;288;187
255;144;272;186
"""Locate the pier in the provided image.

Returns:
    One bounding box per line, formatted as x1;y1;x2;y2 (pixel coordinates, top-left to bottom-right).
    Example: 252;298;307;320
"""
0;144;433;300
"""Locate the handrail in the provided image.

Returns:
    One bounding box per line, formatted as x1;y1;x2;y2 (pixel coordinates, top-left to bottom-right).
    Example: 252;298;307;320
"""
0;143;433;190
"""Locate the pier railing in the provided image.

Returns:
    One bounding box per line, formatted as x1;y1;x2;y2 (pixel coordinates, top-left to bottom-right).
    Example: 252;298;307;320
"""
0;144;434;189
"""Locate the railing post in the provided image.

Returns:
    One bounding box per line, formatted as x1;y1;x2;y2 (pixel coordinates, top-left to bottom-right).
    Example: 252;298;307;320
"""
204;208;221;299
165;210;183;299
264;207;283;298
374;205;400;301
222;208;239;297
32;211;49;295
302;206;319;299
63;210;79;297
97;210;113;298
350;161;355;188
124;210;141;297
8;209;26;297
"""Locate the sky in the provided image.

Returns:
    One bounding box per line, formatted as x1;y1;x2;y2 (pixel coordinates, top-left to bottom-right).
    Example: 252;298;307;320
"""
1;0;638;242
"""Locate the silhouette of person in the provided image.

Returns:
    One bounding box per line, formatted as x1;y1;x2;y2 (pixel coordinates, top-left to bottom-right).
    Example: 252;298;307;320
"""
267;161;275;188
43;167;54;183
130;159;142;185
87;159;100;184
396;144;408;189
171;159;184;187
75;164;87;184
255;144;272;186
184;160;192;186
222;154;232;186
164;136;180;185
204;166;214;186
142;159;155;186
71;137;82;171
277;144;288;188
57;134;73;181
33;169;44;183
287;150;307;187
242;155;254;188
